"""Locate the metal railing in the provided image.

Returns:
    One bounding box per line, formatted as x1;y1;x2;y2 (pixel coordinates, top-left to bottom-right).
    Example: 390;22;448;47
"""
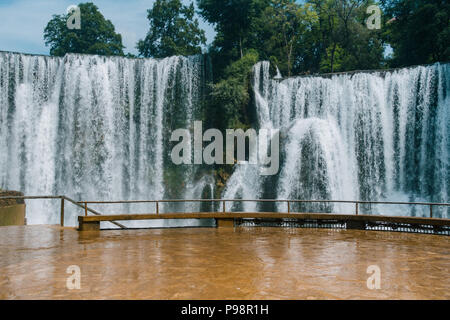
80;199;449;218
0;195;125;228
1;196;449;228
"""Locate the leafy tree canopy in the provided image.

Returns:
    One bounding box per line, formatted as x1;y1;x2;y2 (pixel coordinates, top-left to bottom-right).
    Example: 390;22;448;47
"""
302;0;384;73
44;2;124;56
137;0;206;58
210;50;260;129
381;0;450;67
199;0;385;76
252;0;318;76
197;0;269;74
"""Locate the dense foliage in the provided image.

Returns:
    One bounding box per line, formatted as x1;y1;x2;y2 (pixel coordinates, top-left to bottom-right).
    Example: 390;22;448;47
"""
210;50;260;130
198;0;387;77
44;1;449;72
137;0;206;58
44;3;124;56
380;0;450;67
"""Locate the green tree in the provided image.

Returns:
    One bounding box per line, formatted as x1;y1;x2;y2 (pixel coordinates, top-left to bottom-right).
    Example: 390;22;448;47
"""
381;0;450;67
253;0;318;76
137;0;206;58
320;44;345;72
44;2;124;56
210;50;260;130
307;0;384;73
197;0;269;76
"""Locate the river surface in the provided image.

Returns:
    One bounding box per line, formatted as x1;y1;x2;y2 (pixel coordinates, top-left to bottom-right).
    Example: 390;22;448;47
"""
0;226;448;299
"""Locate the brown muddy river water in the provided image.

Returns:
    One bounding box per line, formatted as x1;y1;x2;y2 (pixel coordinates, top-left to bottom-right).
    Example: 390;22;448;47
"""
0;225;448;299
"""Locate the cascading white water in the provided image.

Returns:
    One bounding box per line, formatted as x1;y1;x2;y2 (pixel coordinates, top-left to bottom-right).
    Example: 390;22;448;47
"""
276;118;356;213
224;61;449;218
1;51;448;223
0;51;212;226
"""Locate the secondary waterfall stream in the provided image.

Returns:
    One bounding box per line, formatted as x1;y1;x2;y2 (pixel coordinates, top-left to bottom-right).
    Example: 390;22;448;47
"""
224;61;449;218
0;51;448;225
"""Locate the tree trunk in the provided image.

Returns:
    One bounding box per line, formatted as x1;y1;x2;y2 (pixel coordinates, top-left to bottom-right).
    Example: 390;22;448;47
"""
288;42;293;77
330;43;337;73
239;36;243;59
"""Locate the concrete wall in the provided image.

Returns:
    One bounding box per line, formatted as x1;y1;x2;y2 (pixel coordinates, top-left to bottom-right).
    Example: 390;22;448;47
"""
0;204;26;226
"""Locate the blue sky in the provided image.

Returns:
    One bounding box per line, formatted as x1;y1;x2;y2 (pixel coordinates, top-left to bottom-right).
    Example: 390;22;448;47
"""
0;0;216;55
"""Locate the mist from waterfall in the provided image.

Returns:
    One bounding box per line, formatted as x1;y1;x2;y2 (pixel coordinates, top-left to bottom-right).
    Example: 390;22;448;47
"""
224;61;449;218
0;51;213;226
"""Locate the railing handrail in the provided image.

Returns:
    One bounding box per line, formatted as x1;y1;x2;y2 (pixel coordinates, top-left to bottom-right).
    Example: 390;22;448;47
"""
0;195;63;200
2;196;449;207
0;195;126;229
77;198;450;207
1;195;449;225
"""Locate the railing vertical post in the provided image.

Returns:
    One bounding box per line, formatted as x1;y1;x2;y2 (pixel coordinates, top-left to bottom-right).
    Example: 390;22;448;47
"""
84;202;87;217
223;200;226;213
60;197;65;227
156;201;159;215
430;205;433;218
287;201;290;214
355;202;359;216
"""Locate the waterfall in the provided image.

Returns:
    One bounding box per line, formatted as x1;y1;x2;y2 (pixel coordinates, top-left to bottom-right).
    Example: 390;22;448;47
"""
1;50;448;224
224;61;449;218
0;51;211;226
